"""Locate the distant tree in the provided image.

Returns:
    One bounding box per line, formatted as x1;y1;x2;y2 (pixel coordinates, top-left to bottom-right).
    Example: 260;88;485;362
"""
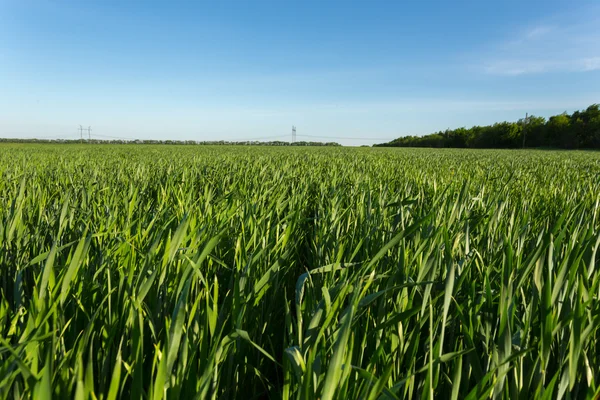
520;115;546;148
547;113;573;148
574;104;600;148
375;104;600;149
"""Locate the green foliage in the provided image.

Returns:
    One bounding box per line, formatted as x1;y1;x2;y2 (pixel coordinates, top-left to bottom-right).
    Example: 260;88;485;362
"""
0;144;599;399
377;103;600;149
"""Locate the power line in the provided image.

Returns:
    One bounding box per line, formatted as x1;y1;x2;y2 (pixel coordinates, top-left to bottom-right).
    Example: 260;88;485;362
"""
4;131;389;144
296;134;394;141
94;133;139;141
92;133;292;142
228;134;289;142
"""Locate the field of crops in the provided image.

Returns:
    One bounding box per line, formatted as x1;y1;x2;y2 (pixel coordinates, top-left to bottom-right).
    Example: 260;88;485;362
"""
1;144;599;399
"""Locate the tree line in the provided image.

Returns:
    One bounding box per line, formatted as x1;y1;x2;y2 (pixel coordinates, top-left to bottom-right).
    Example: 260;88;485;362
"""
0;138;341;146
375;104;600;149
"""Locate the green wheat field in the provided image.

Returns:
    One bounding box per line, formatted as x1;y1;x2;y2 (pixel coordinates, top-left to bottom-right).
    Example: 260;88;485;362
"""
1;144;599;399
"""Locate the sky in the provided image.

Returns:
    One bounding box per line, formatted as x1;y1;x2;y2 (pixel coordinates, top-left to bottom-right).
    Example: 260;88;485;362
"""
1;0;599;146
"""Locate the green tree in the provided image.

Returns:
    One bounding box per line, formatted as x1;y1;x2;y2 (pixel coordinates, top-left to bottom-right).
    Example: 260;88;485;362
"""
547;113;573;148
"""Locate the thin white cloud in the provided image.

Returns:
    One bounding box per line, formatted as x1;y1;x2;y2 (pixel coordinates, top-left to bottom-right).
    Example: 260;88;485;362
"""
182;96;600;116
483;10;600;76
484;58;600;76
525;26;554;40
581;57;600;71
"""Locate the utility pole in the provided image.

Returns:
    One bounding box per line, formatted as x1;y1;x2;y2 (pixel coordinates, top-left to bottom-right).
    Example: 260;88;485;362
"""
79;125;84;143
522;113;528;149
292;126;296;143
87;126;92;141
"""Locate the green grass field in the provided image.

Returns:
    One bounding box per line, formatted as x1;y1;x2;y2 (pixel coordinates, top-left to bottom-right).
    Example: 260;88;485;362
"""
1;144;599;399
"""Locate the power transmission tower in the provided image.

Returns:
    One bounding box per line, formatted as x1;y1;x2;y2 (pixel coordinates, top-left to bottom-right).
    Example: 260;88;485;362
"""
78;125;92;142
292;126;296;143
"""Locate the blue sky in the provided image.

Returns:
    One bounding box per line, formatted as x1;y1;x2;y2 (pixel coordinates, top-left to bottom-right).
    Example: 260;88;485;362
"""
1;0;599;145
